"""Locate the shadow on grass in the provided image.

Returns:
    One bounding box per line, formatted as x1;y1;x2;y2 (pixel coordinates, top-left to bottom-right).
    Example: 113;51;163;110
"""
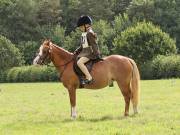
62;114;138;123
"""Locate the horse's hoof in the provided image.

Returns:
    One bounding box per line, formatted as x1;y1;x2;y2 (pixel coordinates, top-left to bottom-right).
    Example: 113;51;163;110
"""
71;115;77;119
124;113;129;117
134;112;138;115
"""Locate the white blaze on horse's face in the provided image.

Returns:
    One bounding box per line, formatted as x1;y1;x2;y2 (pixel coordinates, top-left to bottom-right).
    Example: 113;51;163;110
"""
33;45;44;65
39;45;44;57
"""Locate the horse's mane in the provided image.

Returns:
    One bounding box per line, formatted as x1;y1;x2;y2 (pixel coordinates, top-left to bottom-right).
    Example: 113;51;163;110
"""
50;43;74;59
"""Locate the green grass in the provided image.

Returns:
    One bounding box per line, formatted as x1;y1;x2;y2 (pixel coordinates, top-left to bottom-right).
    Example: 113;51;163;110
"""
0;80;180;135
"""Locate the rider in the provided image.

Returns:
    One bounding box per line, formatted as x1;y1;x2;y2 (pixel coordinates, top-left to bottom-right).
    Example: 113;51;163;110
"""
74;15;101;85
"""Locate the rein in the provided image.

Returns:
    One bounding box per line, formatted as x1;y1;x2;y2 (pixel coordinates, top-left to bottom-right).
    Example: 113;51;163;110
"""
45;57;74;80
41;44;75;80
43;58;74;68
37;43;75;80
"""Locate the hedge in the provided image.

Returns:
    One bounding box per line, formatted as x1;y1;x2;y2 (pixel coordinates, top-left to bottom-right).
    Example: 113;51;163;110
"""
141;55;180;79
2;65;59;82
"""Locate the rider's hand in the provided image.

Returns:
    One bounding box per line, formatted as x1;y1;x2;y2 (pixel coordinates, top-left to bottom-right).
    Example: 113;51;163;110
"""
96;54;101;59
73;51;77;55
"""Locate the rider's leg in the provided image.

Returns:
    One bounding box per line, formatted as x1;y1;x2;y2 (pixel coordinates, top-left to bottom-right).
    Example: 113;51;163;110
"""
77;57;92;81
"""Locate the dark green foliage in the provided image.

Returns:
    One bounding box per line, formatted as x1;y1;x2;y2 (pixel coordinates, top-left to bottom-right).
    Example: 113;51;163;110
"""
6;66;59;82
37;0;61;25
0;35;24;73
113;22;177;66
151;55;180;79
93;20;115;55
63;30;81;52
17;41;39;65
127;0;155;21
141;55;180;79
127;0;180;52
60;0;115;33
64;20;115;55
0;0;39;43
113;0;132;15
37;25;65;46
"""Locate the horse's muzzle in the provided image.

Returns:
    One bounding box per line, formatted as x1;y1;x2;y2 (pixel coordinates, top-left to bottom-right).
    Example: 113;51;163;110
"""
33;55;41;65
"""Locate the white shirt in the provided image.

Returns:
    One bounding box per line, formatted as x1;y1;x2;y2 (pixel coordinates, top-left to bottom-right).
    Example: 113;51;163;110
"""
81;32;89;48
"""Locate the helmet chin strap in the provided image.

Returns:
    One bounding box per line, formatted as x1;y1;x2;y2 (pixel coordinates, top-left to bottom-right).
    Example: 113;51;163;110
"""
84;25;90;32
84;25;87;32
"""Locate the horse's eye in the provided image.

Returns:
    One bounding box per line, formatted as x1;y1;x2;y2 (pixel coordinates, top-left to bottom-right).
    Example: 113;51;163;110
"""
43;50;47;53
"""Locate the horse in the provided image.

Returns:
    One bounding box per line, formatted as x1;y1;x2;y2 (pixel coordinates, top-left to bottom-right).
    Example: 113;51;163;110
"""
33;39;140;118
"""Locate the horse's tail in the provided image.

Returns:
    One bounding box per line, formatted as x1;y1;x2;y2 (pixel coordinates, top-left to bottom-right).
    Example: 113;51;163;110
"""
129;59;140;113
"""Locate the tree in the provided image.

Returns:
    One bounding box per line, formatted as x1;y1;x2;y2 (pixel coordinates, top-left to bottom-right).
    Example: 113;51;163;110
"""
93;20;115;55
127;0;155;21
113;0;132;15
0;35;24;73
0;0;39;43
60;0;115;33
36;0;62;25
63;20;114;55
127;0;180;52
113;22;177;66
17;41;39;65
63;30;81;52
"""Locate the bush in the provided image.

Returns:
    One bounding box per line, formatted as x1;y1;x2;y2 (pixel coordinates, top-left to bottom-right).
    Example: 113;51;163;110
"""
113;22;177;66
6;65;59;82
151;55;180;79
63;30;81;52
127;0;180;52
0;35;24;72
141;55;180;79
37;25;65;46
17;41;39;65
93;20;114;55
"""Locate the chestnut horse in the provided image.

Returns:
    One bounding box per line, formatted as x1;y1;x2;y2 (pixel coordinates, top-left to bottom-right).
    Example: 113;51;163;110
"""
33;40;140;118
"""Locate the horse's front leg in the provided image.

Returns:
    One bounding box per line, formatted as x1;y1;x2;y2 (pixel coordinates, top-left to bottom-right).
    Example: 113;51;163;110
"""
68;88;77;119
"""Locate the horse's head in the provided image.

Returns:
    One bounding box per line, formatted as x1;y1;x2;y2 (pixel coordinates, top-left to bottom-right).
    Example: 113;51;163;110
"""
33;39;52;65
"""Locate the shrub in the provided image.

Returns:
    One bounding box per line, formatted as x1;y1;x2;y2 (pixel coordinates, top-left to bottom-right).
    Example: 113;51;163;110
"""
151;55;180;79
93;20;114;55
0;35;24;72
6;66;59;82
113;22;177;66
64;30;81;52
141;55;180;79
17;41;39;65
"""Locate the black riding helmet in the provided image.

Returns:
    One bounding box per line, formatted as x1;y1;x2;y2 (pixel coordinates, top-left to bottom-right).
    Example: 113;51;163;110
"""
77;15;92;27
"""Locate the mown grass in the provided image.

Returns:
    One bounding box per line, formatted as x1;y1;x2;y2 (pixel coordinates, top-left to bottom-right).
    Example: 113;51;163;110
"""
0;80;180;135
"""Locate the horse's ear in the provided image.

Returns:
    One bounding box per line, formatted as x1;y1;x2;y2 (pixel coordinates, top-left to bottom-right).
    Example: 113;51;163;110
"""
41;39;45;44
48;39;52;46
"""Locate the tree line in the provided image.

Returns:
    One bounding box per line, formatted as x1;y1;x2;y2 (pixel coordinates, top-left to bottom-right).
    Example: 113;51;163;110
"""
0;0;180;80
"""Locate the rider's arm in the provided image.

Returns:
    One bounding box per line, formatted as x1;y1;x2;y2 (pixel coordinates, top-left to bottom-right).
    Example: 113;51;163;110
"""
87;32;100;56
74;45;82;55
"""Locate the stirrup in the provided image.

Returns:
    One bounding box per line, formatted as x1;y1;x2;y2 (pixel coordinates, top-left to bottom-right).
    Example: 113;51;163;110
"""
81;78;94;85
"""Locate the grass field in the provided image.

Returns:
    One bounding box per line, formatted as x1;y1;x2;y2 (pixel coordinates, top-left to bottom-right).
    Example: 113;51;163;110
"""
0;80;180;135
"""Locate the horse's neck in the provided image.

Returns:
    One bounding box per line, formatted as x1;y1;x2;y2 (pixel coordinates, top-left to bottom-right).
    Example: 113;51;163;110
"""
50;44;73;70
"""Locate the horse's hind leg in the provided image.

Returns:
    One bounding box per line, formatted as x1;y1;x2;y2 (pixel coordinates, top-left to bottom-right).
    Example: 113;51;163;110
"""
117;81;131;116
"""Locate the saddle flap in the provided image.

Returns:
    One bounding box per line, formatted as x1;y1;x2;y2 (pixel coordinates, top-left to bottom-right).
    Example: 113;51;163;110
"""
73;57;103;86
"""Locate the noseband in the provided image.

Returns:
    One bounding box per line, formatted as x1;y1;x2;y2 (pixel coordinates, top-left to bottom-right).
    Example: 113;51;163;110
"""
37;52;50;65
37;44;75;80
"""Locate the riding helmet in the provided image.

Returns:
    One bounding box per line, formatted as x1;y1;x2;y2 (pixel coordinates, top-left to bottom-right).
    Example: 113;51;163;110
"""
77;15;92;27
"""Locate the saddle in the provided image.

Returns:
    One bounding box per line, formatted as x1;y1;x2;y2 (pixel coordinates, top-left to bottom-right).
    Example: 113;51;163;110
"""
73;57;103;88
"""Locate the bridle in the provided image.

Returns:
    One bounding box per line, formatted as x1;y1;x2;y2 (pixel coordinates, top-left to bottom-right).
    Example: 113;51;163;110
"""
37;43;75;80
